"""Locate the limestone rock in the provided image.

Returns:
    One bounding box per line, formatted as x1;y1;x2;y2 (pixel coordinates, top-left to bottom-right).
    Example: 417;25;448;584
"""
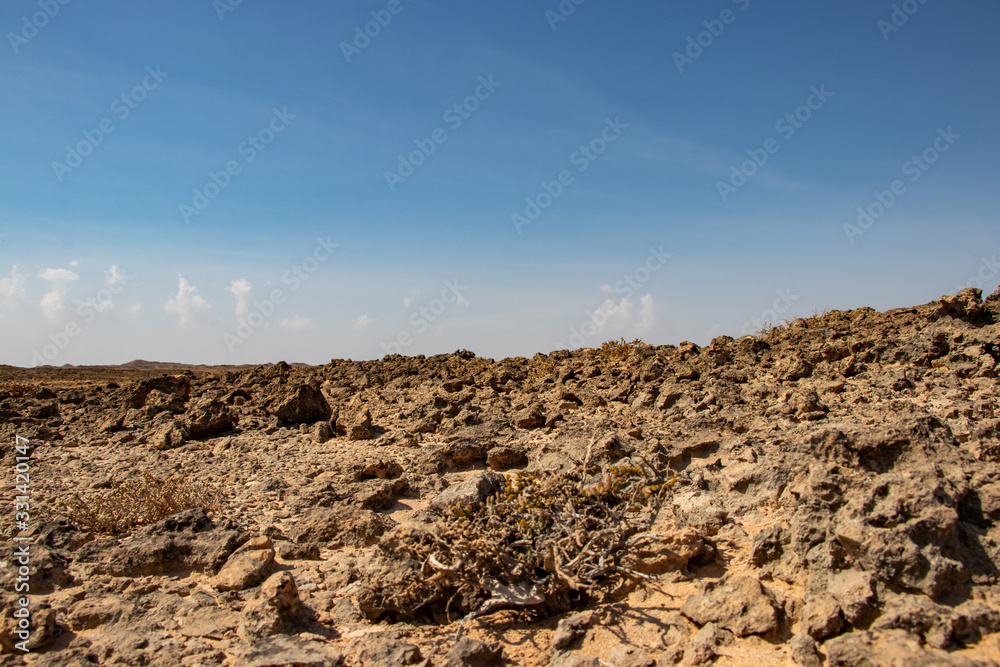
681;575;780;637
214;535;275;591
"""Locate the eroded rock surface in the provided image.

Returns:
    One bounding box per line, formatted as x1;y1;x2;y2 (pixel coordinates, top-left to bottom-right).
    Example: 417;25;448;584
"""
2;287;1000;664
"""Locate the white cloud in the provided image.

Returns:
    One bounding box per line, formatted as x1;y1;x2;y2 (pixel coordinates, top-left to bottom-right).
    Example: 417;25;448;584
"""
403;297;414;308
105;265;125;288
69;259;79;268
73;264;128;315
279;315;316;331
38;267;79;322
128;302;142;315
226;279;252;320
352;314;373;330
600;284;613;294
164;275;212;327
0;265;29;309
86;298;115;314
594;293;656;335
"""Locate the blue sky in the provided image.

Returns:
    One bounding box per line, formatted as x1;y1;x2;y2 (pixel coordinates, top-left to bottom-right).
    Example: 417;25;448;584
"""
1;0;998;366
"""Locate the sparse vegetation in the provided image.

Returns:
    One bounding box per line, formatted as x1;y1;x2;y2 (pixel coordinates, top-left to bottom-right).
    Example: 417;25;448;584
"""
58;473;224;535
754;320;790;337
756;308;834;337
372;459;677;621
589;338;644;360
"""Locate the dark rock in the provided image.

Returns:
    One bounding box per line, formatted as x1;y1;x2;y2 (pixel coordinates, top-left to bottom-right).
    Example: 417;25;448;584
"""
551;610;596;651
263;383;332;424
285;506;395;548
75;508;247;577
487;446;528;470
789;634;822;667
513;406;545;429
183;396;236;439
442;638;503;667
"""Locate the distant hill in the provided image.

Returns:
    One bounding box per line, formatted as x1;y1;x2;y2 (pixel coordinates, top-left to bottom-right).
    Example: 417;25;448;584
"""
3;360;314;371
118;360;313;370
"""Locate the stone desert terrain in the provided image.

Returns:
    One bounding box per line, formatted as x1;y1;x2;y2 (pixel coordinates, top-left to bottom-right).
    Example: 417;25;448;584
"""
2;285;1000;666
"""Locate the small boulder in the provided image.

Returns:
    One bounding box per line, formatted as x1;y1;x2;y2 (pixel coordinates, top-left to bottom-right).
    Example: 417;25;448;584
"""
551;610;597;651
487;446;528;470
681;575;780;637
513;406;545;429
214;536;275;591
263;382;332;424
285;506;395;549
347;634;423;667
939;288;985;321
442;638;503;667
829;570;875;626
349;409;374;440
184;396;237;439
623;527;705;575
312;420;333;443
75;508;247;577
429;472;505;513
0;600;56;651
151;420;188;450
801;594;844;640
789;634;823;667
240;571;302;639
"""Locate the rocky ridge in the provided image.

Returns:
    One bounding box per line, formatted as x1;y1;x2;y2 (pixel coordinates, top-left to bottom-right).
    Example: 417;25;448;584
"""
0;286;999;665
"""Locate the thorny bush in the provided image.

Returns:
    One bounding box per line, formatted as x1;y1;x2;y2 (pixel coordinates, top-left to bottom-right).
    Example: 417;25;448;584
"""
371;461;677;621
58;472;224;535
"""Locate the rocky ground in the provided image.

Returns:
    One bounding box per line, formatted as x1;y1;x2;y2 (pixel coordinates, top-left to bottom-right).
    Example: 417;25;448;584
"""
2;286;1000;666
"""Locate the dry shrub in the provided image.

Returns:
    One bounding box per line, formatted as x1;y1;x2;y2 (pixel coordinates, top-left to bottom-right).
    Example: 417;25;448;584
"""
589;338;643;360
371;461;677;621
58;473;224;535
